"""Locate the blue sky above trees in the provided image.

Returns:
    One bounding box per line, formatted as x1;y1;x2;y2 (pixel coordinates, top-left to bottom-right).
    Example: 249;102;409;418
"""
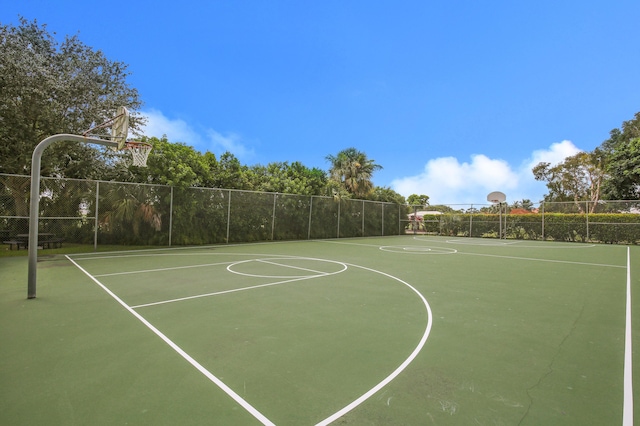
3;1;640;204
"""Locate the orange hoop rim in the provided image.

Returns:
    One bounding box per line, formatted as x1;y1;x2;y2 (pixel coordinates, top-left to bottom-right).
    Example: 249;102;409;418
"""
124;141;153;150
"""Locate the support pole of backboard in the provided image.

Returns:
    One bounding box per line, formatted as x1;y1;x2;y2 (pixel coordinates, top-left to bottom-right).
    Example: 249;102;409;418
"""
499;202;503;239
28;134;118;299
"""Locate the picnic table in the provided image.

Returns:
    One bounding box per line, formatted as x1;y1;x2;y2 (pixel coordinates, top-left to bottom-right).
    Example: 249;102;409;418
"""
3;233;64;250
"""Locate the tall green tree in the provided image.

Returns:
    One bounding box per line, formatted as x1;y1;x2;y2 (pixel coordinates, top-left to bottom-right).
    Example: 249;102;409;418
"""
0;18;143;177
603;137;640;200
600;112;640;200
368;187;406;204
325;147;382;198
0;18;142;222
510;199;535;210
211;152;252;190
124;136;216;188
250;161;327;195
532;150;606;213
407;194;429;206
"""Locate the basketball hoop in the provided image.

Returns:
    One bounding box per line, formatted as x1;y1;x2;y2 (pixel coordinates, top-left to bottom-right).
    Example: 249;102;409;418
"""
112;106;130;150
125;141;152;167
487;191;506;204
82;106;129;149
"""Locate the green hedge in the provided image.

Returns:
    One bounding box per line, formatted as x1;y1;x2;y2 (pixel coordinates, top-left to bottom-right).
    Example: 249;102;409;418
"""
424;213;640;244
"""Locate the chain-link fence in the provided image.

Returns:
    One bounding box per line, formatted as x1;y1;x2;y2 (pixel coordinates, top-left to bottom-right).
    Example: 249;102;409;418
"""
401;201;640;244
2;173;640;250
0;174;403;249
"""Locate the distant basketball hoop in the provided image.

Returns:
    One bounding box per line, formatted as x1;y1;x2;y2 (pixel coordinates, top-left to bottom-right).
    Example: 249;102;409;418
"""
487;191;506;204
487;191;507;240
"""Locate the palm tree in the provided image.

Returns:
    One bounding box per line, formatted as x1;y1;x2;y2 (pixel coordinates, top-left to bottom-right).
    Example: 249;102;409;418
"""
99;184;162;241
326;148;382;198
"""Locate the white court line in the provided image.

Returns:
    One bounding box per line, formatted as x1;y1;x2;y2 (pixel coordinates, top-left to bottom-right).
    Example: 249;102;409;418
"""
319;239;624;269
458;251;625;269
314;262;432;426
623;247;633;426
316;240;383;249
64;255;276;426
255;258;330;275
70;251;284;261
131;274;328;309
67;240;304;259
94;261;236;277
134;258;348;308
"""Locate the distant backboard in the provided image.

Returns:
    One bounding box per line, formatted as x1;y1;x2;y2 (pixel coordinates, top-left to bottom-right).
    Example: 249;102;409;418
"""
487;191;506;203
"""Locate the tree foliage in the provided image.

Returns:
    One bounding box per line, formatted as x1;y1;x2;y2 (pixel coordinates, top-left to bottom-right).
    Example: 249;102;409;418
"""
604;137;640;200
0;18;143;177
534;111;640;206
407;194;429;206
326;147;382;198
128;136;217;188
368;186;406;204
0;20;407;204
532;150;606;213
601;112;640;200
249;161;327;195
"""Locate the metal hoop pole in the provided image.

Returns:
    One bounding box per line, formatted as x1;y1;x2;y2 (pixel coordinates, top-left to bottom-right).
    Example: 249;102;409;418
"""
28;134;117;299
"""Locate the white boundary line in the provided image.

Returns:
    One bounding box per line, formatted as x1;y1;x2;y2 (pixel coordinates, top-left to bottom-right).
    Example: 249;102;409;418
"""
379;245;457;255
457;251;626;269
411;236;597;249
64;255;276;426
66;239;306;259
65;240;629;424
319;239;624;269
623;246;633;426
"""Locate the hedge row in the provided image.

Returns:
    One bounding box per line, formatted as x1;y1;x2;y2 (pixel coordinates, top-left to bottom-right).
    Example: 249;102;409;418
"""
416;213;640;244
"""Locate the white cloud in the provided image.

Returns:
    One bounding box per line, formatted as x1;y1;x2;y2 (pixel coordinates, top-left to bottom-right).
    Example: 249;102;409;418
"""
207;129;255;160
522;140;582;171
140;109;254;161
140;109;204;145
391;140;583;205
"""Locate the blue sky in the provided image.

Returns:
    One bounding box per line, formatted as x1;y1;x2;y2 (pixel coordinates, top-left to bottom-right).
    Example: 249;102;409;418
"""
4;1;640;204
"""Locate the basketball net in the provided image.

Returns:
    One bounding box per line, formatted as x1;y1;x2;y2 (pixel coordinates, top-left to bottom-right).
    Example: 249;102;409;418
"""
125;142;152;167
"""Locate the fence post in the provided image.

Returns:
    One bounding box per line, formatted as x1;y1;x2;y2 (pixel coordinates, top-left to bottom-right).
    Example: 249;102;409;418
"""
337;200;341;238
362;200;365;237
586;201;590;242
381;202;384;236
94;181;100;250
308;196;313;240
168;186;174;246
271;193;277;241
469;204;473;237
541;201;545;240
226;190;231;243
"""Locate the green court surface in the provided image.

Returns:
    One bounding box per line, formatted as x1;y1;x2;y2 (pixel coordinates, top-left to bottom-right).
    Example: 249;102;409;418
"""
1;236;638;425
